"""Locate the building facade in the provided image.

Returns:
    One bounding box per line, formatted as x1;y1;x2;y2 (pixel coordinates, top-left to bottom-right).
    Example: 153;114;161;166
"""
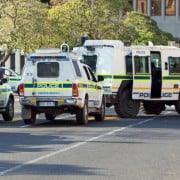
131;0;180;39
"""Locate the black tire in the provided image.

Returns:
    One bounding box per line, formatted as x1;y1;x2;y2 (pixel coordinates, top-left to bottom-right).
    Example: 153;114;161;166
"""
23;109;36;125
76;98;88;125
45;113;55;121
2;98;14;121
24;119;32;125
114;87;140;118
94;96;105;121
142;102;164;115
175;100;180;114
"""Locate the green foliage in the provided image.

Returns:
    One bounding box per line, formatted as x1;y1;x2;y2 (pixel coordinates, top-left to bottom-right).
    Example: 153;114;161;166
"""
0;0;176;65
122;12;174;45
0;0;53;64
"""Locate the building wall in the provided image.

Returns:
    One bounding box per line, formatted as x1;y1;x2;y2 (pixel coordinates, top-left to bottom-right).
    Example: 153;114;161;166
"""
5;50;26;74
132;0;180;39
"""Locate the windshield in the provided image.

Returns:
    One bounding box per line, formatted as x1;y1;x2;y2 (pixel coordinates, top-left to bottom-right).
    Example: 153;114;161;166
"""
82;55;97;73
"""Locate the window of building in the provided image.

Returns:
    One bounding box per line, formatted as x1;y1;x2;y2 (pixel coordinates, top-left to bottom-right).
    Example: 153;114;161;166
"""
137;0;147;14
165;0;176;16
151;0;161;16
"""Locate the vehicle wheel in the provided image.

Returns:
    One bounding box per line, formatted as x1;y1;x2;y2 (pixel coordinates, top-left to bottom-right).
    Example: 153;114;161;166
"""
76;98;88;125
94;96;105;121
175;100;180;114
114;87;140;118
24;119;32;125
23;109;36;125
2;98;14;121
142;102;164;115
45;113;55;121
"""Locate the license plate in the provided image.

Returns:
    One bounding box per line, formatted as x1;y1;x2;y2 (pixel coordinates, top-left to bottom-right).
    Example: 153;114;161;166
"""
39;102;55;106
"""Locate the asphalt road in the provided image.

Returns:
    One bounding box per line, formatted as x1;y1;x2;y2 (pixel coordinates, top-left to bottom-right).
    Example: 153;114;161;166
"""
0;96;179;180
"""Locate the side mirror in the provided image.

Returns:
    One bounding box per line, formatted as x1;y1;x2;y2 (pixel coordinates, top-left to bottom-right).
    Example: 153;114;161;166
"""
97;75;104;82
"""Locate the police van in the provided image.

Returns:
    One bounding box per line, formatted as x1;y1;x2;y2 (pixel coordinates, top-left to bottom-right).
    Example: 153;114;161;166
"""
18;43;105;125
0;67;14;121
74;40;180;117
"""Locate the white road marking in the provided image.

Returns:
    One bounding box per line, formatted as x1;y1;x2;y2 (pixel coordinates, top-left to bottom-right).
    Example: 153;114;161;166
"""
0;116;156;176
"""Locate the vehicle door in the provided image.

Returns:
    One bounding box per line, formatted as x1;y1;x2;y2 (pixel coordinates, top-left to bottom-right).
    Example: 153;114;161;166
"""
150;51;162;98
132;49;151;100
83;65;101;107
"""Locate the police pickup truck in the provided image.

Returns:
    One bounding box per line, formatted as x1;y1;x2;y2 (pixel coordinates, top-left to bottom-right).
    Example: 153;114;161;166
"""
18;43;105;125
0;67;14;121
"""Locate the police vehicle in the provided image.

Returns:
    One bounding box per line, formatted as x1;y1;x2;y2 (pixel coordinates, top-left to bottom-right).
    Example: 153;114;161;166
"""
74;40;180;117
0;67;14;121
18;43;105;125
2;67;21;92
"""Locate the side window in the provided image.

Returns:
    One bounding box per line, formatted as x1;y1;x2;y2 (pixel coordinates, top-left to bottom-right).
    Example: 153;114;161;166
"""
82;55;97;73
87;67;97;82
169;57;180;74
134;56;149;74
150;51;161;68
126;55;132;74
72;61;81;77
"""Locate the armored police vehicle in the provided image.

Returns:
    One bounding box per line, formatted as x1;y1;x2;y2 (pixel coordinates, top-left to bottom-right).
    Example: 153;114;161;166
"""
73;40;180;118
18;43;105;125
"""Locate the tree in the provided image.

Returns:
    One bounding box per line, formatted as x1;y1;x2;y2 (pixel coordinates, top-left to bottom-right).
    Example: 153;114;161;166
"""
0;0;175;66
48;0;132;47
48;0;174;47
0;0;50;65
121;11;174;45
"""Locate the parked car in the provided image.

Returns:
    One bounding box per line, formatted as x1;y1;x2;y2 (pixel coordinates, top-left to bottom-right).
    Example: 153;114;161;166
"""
18;44;105;125
0;67;14;121
2;67;22;92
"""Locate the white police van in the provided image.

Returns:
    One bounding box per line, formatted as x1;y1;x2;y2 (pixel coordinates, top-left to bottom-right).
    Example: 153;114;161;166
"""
18;43;105;125
0;68;14;121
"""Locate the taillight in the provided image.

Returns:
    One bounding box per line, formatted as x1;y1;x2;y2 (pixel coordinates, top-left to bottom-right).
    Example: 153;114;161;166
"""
18;83;24;97
72;83;79;97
